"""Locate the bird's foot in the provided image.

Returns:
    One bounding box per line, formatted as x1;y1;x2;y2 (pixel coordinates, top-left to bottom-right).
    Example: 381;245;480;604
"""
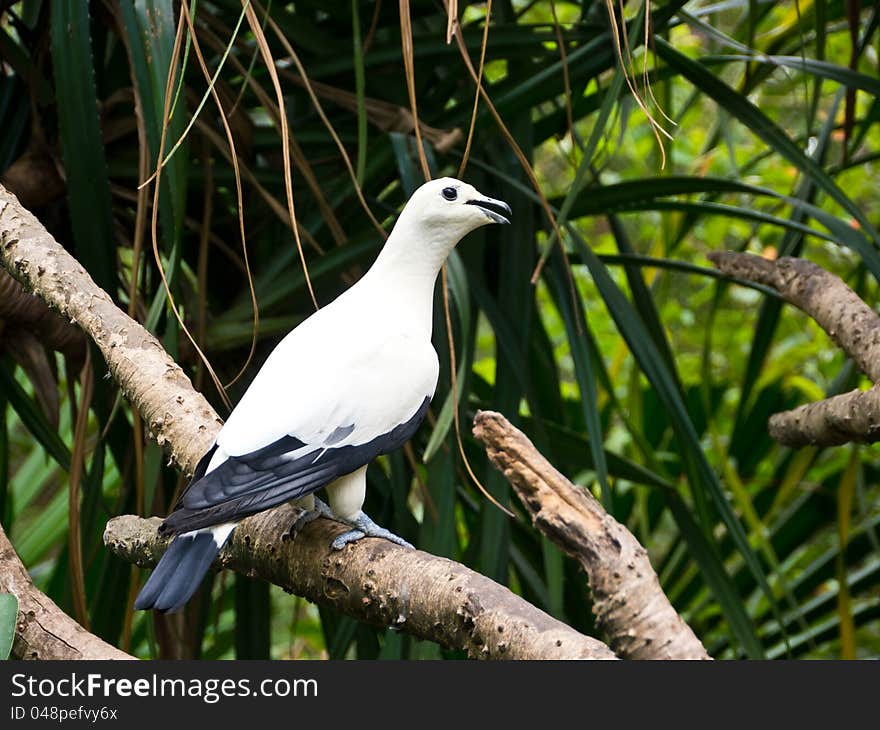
288;497;333;538
331;511;414;550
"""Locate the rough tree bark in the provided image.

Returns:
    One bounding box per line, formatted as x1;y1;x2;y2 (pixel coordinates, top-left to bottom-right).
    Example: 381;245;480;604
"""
708;251;880;447
0;523;133;660
473;411;710;660
0;183;617;660
105;510;616;660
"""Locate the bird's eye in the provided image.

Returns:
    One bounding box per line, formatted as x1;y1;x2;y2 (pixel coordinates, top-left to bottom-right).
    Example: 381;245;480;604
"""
442;187;458;201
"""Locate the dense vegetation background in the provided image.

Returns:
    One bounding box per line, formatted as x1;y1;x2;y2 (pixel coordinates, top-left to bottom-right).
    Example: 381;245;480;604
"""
0;0;878;659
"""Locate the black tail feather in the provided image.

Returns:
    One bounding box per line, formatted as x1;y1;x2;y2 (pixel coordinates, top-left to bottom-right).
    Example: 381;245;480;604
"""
134;530;225;613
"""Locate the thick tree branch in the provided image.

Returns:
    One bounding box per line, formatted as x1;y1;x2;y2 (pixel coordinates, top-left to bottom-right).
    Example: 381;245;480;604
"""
0;523;133;660
104;510;616;659
473;411;710;660
708;251;880;447
0;183;616;660
767;386;880;446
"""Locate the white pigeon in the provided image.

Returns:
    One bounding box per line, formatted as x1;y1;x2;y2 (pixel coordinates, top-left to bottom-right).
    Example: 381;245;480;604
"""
134;177;511;612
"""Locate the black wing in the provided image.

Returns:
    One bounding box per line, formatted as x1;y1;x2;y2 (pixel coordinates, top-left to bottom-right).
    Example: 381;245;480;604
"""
159;397;430;536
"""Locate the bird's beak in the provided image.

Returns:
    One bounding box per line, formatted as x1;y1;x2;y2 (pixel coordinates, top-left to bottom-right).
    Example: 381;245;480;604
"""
466;195;512;225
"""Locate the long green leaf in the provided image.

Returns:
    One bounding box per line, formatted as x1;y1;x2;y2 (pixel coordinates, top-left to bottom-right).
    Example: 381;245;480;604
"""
0;362;70;472
547;250;611;507
0;593;17;660
50;0;117;294
703;54;880;97
655;38;880;249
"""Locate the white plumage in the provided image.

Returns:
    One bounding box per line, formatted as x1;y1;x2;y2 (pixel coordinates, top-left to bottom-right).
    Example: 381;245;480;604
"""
134;177;510;612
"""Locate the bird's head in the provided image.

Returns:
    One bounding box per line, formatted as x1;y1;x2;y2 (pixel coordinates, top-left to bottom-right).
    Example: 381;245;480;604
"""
400;177;511;243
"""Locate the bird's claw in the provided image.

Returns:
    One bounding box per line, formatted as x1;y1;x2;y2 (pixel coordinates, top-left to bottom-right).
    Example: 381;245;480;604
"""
288;497;333;538
331;511;414;550
331;529;366;549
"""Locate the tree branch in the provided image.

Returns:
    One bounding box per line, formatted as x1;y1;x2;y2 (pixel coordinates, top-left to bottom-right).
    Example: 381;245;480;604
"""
767;386;880;447
0;523;133;659
708;251;880;447
0;183;616;660
104;509;616;659
473;411;710;660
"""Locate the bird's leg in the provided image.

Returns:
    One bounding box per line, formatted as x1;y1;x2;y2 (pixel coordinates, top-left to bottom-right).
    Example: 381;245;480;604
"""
326;467;414;550
287;493;333;538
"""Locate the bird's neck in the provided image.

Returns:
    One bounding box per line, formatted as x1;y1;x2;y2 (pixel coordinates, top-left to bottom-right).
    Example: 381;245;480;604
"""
371;208;456;279
357;215;457;339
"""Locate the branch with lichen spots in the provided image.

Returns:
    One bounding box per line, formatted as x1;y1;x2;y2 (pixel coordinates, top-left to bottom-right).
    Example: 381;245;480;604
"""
708;251;880;447
473;411;710;660
104;509;616;660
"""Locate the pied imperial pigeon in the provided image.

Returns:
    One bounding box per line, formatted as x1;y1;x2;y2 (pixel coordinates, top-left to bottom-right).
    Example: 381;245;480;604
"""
134;177;511;612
